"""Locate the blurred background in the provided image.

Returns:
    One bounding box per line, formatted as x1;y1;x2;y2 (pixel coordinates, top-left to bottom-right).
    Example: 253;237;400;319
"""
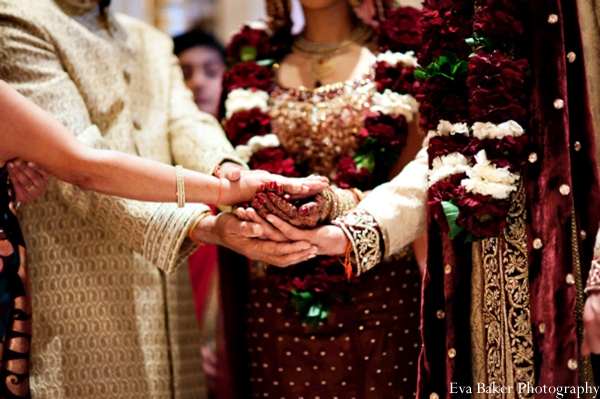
110;0;267;44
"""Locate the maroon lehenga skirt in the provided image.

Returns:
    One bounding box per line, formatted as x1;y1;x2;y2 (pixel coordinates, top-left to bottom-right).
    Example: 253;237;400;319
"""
243;252;422;399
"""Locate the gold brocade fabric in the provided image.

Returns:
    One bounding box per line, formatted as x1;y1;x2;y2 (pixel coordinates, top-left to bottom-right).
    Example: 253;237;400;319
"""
270;76;376;178
471;185;535;398
0;1;243;397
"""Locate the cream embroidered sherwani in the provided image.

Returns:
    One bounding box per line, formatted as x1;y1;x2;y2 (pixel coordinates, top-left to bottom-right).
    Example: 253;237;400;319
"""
0;0;243;397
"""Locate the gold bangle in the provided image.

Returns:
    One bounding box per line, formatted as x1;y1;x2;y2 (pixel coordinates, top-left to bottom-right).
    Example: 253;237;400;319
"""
350;188;365;202
188;211;212;246
175;165;185;208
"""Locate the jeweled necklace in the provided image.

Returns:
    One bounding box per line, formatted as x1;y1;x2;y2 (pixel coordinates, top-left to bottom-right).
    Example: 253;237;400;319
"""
292;21;374;86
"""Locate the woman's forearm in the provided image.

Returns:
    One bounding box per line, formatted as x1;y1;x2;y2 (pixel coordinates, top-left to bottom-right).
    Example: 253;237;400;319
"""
0;80;228;205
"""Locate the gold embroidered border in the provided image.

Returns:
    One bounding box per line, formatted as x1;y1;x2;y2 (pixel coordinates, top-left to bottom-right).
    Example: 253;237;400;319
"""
480;183;534;398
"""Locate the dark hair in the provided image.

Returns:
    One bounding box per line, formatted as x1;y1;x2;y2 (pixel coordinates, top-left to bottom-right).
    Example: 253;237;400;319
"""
173;30;226;62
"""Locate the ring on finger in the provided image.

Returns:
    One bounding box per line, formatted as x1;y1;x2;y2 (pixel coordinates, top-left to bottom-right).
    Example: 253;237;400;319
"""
27;185;36;192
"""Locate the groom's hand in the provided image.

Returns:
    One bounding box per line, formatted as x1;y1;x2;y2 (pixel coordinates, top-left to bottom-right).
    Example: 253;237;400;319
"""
190;212;318;267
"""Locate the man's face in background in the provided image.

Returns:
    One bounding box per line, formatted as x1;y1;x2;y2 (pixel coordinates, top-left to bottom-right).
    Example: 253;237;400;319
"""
178;45;225;117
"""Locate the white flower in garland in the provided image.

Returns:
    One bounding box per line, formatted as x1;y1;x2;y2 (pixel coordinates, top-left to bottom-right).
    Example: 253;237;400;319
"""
245;21;269;31
225;88;270;119
472;120;525;140
234;134;281;163
428;152;471;186
461;150;520;199
375;50;419;68
426;120;470;141
371;89;419;122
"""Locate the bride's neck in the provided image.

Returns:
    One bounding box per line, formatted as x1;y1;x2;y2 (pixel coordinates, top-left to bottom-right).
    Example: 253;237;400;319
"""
301;3;356;43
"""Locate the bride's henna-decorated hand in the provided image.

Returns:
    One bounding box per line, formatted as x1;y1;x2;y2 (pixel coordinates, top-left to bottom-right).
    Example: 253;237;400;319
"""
249;185;331;229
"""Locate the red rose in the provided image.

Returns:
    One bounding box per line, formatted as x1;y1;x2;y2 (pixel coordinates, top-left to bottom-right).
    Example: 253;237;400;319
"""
249;147;299;177
227;26;271;62
334;157;372;191
225;108;270;145
377;7;422;53
224;62;273;92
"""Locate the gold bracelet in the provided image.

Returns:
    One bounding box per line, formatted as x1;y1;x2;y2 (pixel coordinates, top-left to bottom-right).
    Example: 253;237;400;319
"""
349;188;365;202
188;211;212;246
175;165;185;208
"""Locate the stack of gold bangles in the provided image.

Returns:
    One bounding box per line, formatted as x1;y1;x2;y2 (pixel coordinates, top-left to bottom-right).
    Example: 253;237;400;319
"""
175;165;185;208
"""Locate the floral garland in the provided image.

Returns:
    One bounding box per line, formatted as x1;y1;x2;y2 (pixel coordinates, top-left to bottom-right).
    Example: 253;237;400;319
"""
417;0;529;240
222;8;421;328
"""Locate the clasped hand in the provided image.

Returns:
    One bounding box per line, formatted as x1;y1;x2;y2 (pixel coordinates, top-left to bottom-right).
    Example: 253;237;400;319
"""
193;166;348;266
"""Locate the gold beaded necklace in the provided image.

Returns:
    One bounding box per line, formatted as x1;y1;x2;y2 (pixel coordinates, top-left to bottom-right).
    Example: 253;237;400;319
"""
292;22;374;86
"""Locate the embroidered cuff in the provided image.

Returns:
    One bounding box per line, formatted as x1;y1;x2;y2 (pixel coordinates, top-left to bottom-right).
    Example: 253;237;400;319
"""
143;203;210;274
585;258;600;294
332;208;384;276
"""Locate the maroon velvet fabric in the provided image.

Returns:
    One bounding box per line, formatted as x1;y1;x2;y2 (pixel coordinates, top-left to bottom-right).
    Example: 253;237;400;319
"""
527;0;600;389
418;0;600;396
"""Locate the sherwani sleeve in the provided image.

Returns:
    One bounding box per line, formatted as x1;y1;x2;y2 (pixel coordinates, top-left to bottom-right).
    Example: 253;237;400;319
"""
166;49;247;173
333;147;428;275
0;11;206;274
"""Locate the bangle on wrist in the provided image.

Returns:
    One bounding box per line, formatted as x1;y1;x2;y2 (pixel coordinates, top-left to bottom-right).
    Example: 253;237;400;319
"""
175;165;185;208
214;165;223;207
188;211;212;246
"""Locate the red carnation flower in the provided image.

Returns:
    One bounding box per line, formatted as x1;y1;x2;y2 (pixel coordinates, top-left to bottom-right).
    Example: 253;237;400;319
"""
417;78;471;131
334;157;372;191
428;174;466;233
427;135;471;160
466;136;528;170
467;51;529;123
374;62;420;95
473;4;523;39
377;7;422;53
249;147;299;177
227;26;271;62
224;62;273;92
225;108;270;145
454;186;511;237
419;8;473;63
360;113;409;150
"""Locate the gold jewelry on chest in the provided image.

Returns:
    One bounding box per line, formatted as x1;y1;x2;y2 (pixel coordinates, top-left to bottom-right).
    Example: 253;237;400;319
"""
292;22;374;85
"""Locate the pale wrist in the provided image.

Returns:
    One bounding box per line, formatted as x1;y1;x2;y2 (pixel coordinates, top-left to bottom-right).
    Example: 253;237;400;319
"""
219;179;235;206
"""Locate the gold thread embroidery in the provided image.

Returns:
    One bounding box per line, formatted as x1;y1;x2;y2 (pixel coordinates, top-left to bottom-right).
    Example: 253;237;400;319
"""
480;184;534;398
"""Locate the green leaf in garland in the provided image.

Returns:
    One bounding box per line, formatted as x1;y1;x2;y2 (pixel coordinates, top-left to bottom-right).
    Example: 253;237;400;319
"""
256;58;276;67
289;290;331;330
465;33;510;55
414;52;469;82
240;46;258;62
354;152;376;173
441;200;464;240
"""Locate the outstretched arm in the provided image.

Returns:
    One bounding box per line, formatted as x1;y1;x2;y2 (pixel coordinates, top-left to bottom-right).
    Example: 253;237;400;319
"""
0;81;326;205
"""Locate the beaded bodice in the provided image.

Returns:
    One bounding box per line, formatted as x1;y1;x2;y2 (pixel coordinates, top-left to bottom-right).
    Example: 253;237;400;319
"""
269;74;377;177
